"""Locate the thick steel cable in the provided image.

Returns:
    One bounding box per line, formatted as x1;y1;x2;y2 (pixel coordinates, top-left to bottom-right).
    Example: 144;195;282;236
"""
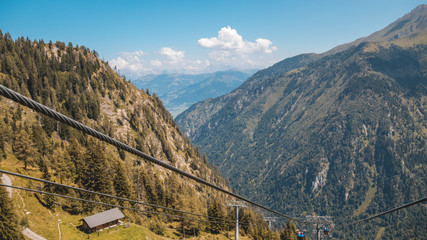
351;196;427;225
0;84;299;222
0;169;235;224
0;184;247;227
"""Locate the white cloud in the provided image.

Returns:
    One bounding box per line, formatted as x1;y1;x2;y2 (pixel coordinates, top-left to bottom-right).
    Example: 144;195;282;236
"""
199;26;245;49
198;26;276;54
197;26;278;71
109;51;144;73
159;47;185;63
150;59;162;67
109;47;209;77
121;50;145;57
109;27;278;77
255;38;277;53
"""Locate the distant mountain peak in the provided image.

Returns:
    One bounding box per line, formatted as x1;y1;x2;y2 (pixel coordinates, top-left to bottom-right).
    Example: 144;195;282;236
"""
409;4;427;16
377;4;426;40
322;4;427;56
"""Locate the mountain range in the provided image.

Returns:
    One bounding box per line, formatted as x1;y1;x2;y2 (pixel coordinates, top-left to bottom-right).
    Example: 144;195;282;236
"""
176;5;427;239
131;70;252;117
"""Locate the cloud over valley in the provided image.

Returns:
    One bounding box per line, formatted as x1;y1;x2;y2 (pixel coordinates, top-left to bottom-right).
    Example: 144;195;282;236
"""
109;26;277;77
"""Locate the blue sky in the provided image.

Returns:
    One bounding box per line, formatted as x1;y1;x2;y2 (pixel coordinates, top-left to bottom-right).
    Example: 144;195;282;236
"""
1;0;424;77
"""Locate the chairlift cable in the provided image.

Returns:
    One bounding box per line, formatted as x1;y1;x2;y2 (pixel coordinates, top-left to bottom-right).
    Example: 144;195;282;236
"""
0;183;248;226
0;84;300;222
0;169;234;224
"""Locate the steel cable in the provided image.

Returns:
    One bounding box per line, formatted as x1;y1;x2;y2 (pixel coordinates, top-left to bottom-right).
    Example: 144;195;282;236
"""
0;169;235;223
0;84;299;222
351;196;427;225
0;184;247;226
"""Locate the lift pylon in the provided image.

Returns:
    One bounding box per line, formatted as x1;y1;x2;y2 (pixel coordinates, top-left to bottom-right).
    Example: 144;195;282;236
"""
228;201;247;240
264;217;277;229
304;215;334;240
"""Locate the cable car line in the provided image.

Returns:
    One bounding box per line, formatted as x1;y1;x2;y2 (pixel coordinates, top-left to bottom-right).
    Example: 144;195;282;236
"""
0;183;247;227
0;169;234;224
2;83;425;235
0;84;299;222
1;85;426;238
351;196;427;225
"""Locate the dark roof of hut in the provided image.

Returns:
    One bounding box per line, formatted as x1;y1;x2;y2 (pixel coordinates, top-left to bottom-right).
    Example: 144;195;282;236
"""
83;208;125;229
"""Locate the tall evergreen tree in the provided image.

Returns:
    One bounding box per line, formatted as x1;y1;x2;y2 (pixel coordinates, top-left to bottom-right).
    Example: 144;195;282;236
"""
207;197;224;234
13;129;37;170
0;185;24;240
280;221;298;240
81;139;111;191
0;120;7;158
39;161;55;208
113;162;134;206
67;137;82;182
79;138;113;212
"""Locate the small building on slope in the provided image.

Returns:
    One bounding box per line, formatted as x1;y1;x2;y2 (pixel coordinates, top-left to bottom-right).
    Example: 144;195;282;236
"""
81;208;125;233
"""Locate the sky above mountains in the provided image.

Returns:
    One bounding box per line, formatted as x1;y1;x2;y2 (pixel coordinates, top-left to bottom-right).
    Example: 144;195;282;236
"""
1;0;424;76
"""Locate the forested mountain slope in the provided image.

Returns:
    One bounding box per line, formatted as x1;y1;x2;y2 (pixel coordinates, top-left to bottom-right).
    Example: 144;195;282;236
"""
176;5;427;239
0;31;277;239
176;53;321;138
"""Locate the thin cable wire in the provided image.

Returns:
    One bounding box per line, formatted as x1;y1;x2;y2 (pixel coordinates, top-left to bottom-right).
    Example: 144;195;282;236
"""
0;169;234;224
0;183;247;227
0;84;299;222
351;196;427;225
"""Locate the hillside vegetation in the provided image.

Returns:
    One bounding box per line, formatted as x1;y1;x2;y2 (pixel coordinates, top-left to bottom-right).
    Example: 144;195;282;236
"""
0;31;285;239
176;5;427;239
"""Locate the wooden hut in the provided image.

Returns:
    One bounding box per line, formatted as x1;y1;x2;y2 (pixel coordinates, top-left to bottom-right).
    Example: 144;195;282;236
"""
81;208;125;233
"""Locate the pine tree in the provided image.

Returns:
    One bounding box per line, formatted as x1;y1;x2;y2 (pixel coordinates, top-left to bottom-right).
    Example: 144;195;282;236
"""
13;129;37;170
80;139;111;192
113;162;134;206
177;194;191;235
40;161;55;208
67;137;82;180
280;221;298;240
31;123;52;156
79;138;113;213
0;120;7;158
0;186;24;239
207;197;223;234
186;192;203;236
164;174;179;208
141;169;158;205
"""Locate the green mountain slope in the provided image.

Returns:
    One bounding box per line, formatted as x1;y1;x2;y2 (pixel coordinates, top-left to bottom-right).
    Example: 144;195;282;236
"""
176;5;427;239
0;32;277;239
176;53;321;138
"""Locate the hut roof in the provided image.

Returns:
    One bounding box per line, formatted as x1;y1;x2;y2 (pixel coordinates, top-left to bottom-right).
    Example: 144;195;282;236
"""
83;208;125;229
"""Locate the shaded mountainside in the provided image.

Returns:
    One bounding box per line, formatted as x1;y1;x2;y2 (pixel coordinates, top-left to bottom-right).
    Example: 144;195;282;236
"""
0;32;278;239
132;70;252;117
176;6;427;239
176;53;321;138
